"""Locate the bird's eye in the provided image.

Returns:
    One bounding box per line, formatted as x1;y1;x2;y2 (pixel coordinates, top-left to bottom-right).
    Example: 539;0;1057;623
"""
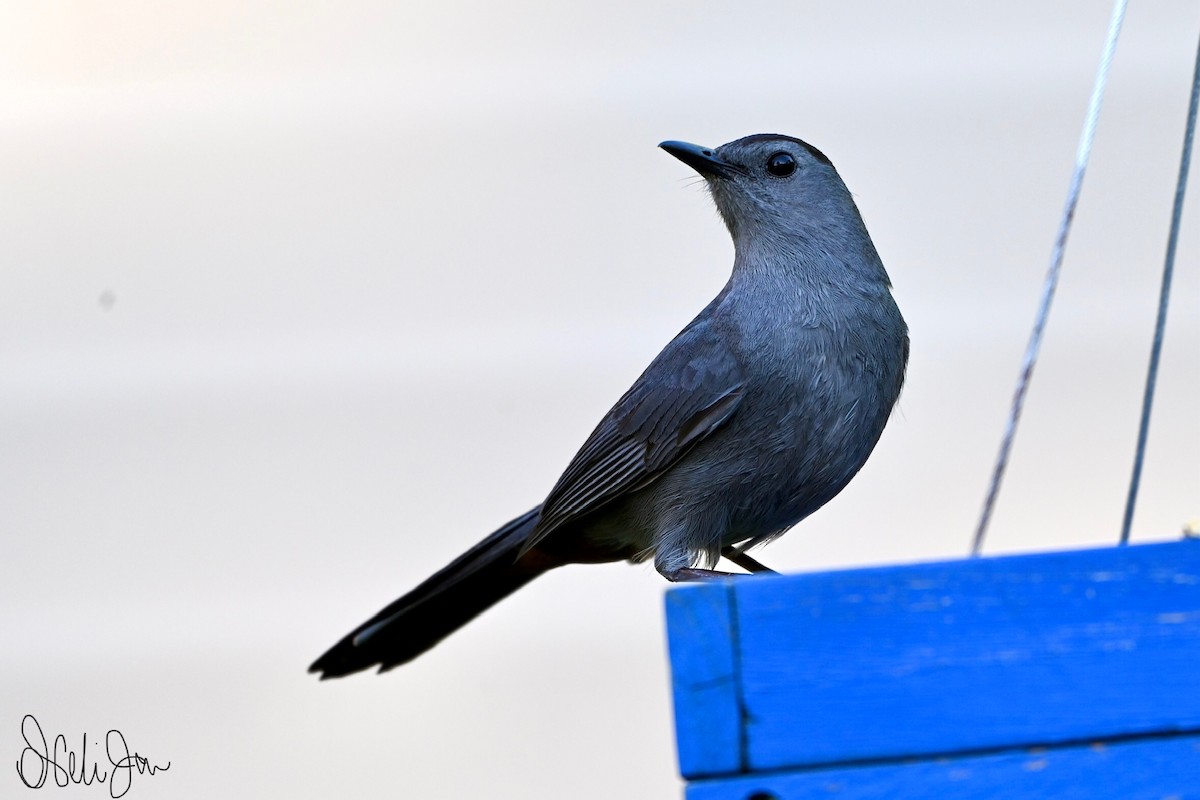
766;152;796;177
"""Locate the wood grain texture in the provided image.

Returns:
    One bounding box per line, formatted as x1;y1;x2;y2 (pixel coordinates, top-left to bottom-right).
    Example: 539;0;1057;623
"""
665;582;741;777
685;734;1200;800
666;540;1200;780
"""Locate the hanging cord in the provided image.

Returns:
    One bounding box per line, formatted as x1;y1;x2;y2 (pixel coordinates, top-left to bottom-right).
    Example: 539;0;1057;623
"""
971;0;1129;557
1119;28;1200;545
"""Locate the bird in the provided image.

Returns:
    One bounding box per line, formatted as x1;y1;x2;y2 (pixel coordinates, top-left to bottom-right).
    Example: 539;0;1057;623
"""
310;133;908;678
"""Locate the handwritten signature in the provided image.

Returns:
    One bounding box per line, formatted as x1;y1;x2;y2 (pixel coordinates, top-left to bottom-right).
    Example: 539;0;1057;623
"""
16;715;170;798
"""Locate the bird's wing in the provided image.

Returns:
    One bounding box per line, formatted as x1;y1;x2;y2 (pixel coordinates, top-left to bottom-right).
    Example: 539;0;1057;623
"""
525;317;744;549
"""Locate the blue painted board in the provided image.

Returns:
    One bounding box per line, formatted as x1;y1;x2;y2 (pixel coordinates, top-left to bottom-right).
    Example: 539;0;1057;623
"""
666;540;1200;777
685;733;1200;800
665;582;741;777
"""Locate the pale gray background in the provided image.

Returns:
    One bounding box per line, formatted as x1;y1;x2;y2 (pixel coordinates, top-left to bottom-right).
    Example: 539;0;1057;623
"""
4;2;1198;798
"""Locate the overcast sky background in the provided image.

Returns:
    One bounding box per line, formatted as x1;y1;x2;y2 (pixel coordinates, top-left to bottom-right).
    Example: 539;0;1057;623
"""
4;2;1198;798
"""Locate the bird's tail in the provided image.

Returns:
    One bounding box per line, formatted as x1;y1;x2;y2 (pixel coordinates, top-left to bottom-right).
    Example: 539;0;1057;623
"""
310;506;550;678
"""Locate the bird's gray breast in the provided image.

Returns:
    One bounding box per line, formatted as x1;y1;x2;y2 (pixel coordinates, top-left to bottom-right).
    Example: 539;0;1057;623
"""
711;284;905;540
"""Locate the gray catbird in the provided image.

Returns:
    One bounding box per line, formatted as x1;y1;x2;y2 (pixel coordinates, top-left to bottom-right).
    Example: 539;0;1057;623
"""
310;134;908;678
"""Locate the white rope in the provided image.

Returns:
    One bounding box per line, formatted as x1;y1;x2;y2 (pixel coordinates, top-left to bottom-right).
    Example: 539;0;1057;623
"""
972;0;1129;556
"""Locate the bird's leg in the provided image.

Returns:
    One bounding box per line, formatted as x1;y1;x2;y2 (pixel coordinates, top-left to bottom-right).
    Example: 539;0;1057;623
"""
721;545;777;574
655;547;741;581
655;544;775;582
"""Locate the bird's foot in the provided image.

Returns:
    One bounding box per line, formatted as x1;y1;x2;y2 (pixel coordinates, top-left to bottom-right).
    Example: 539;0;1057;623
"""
661;567;742;582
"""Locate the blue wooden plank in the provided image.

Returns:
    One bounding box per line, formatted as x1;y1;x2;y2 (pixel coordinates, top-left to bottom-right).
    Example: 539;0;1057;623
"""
685;734;1200;800
665;582;741;777
728;540;1200;771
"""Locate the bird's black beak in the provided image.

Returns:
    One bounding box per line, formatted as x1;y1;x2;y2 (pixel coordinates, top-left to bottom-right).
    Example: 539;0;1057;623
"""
659;140;746;179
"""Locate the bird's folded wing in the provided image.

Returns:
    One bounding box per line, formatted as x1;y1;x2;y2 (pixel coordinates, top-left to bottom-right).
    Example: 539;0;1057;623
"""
524;319;744;548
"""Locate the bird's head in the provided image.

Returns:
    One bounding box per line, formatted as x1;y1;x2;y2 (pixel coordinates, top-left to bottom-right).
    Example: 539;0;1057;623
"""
661;134;858;246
